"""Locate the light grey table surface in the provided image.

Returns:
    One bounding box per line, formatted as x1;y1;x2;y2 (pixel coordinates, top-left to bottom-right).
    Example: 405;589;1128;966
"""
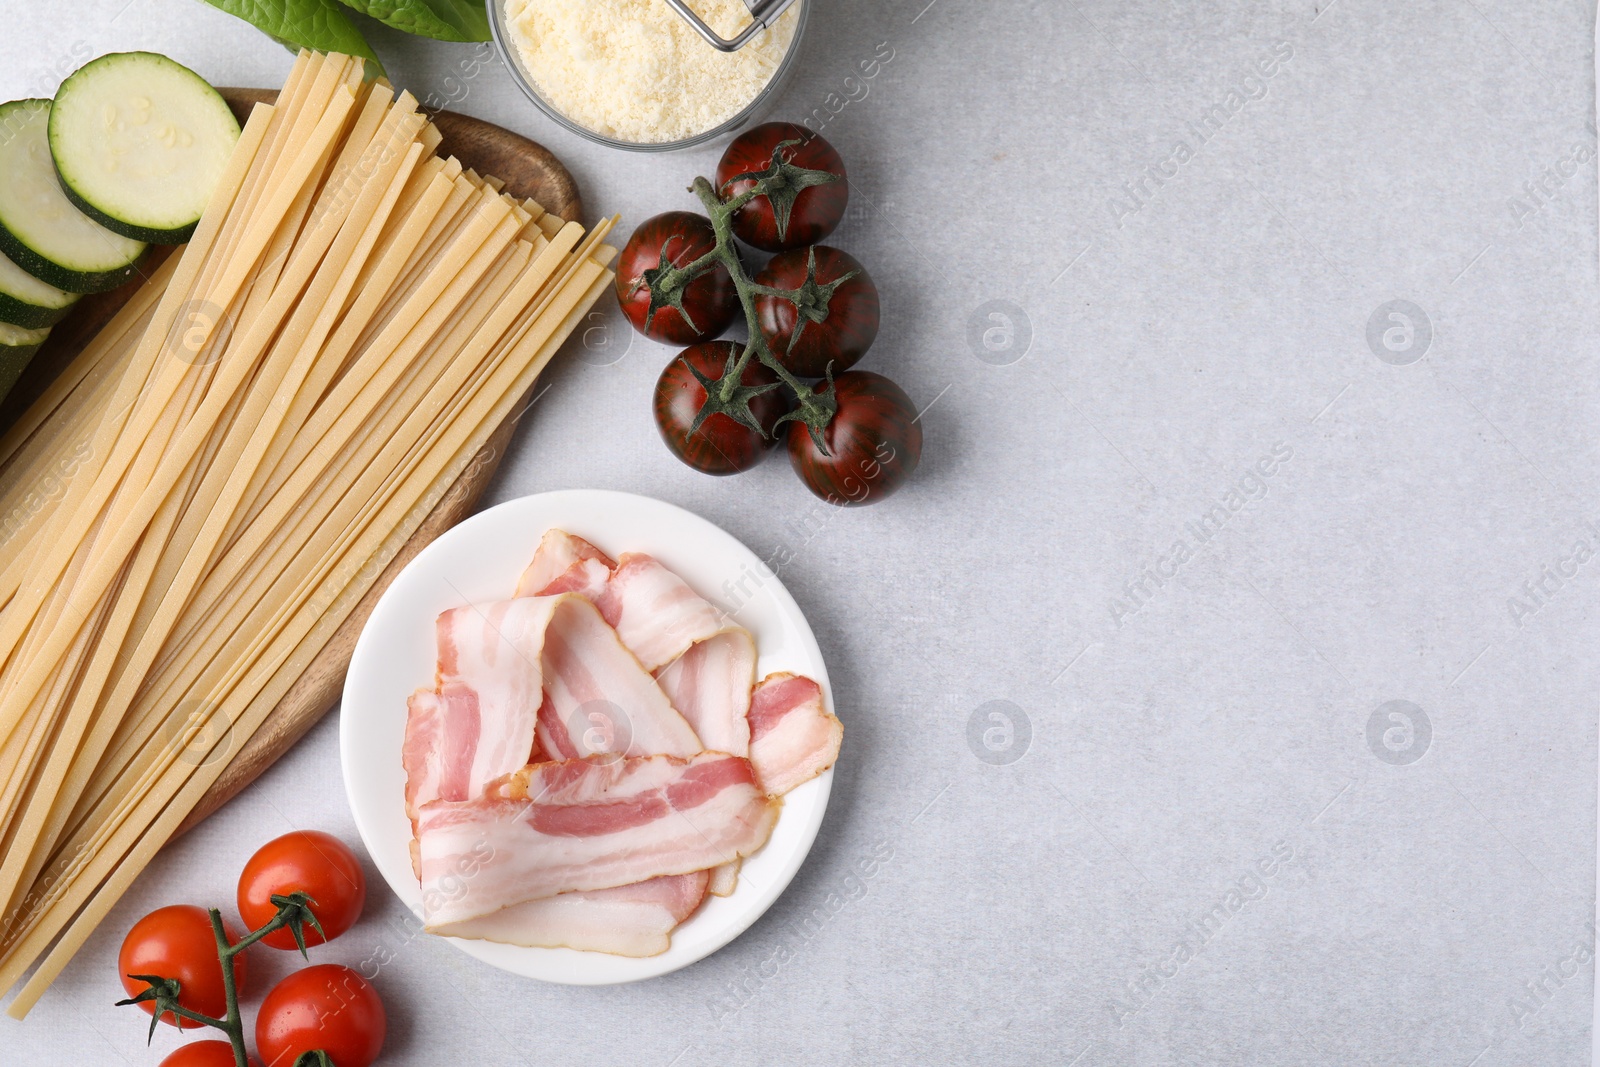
2;0;1598;1064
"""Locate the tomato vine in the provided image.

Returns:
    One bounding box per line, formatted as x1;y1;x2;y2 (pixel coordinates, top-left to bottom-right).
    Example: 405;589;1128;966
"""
645;140;848;452
118;894;328;1067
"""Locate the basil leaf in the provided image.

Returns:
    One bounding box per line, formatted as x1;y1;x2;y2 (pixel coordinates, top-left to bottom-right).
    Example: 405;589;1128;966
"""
197;0;385;75
334;0;491;42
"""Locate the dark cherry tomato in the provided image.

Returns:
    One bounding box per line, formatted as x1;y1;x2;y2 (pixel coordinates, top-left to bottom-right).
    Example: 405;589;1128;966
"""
160;1040;262;1067
238;830;367;951
788;372;921;506
716;123;848;253
615;211;739;344
118;905;247;1030
755;245;880;378
256;965;385;1067
654;341;793;475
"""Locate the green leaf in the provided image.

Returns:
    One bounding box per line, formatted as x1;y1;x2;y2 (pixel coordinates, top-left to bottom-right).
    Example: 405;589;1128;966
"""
334;0;491;41
196;0;385;75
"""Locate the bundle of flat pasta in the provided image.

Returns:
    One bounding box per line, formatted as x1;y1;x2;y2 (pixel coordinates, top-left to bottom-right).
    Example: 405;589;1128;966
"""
0;51;616;1015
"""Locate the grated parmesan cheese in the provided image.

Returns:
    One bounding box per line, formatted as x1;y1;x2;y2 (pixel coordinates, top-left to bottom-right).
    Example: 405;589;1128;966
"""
504;0;801;144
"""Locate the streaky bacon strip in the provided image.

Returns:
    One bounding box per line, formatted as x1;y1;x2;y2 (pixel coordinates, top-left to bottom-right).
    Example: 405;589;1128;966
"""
402;688;446;824
430;872;710;956
655;628;757;896
410;530;839;946
515;529;615;600
654;629;755;756
405;599;553;820
748;672;843;796
520;532;757;898
594;553;726;671
706;859;741;898
517;534;755;762
534;595;702;761
402;595;700;846
418;752;779;929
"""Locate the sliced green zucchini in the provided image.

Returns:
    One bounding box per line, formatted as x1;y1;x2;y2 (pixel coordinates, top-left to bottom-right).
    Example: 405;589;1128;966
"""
50;52;240;244
0;99;147;294
0;247;79;329
0;321;49;402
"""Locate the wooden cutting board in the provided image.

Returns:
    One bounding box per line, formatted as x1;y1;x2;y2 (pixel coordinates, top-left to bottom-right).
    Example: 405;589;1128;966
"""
0;89;583;837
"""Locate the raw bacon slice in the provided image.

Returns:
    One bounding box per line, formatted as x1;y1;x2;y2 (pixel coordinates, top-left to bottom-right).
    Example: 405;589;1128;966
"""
654;629;756;756
418;752;779;929
401;688;447;824
406;598;555;816
517;537;756;748
656;628;758;896
533;595;702;761
515;529;615;600
706;860;741;898
520;537;729;670
520;534;759;897
594;553;727;671
748;672;843;796
402;595;700;830
431;872;710;956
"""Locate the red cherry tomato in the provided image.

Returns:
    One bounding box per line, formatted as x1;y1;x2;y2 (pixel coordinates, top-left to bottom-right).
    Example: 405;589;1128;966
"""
159;1040;262;1067
654;341;792;475
118;905;247;1030
237;830;367;951
615;211;739;344
755;245;880;378
256;965;385;1067
716;123;848;253
787;372;922;506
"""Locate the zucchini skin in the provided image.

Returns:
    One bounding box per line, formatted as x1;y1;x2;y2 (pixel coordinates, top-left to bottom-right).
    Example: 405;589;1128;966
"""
48;52;239;246
56;179;198;245
0;216;148;295
0;290;77;330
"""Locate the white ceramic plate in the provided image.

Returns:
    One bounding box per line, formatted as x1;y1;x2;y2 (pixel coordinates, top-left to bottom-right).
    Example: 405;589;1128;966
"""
340;489;834;984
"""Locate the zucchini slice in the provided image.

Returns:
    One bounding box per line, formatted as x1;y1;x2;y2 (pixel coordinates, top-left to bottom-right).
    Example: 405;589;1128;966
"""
0;321;49;401
0;99;147;294
0;247;79;329
50;52;240;244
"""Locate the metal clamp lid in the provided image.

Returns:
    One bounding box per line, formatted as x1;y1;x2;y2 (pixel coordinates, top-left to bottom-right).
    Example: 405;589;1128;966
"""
662;0;800;52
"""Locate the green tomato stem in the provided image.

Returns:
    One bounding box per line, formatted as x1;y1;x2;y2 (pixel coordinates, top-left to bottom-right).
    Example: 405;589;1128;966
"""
688;177;826;420
206;908;250;1067
164;1003;230;1031
225;907;293;957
